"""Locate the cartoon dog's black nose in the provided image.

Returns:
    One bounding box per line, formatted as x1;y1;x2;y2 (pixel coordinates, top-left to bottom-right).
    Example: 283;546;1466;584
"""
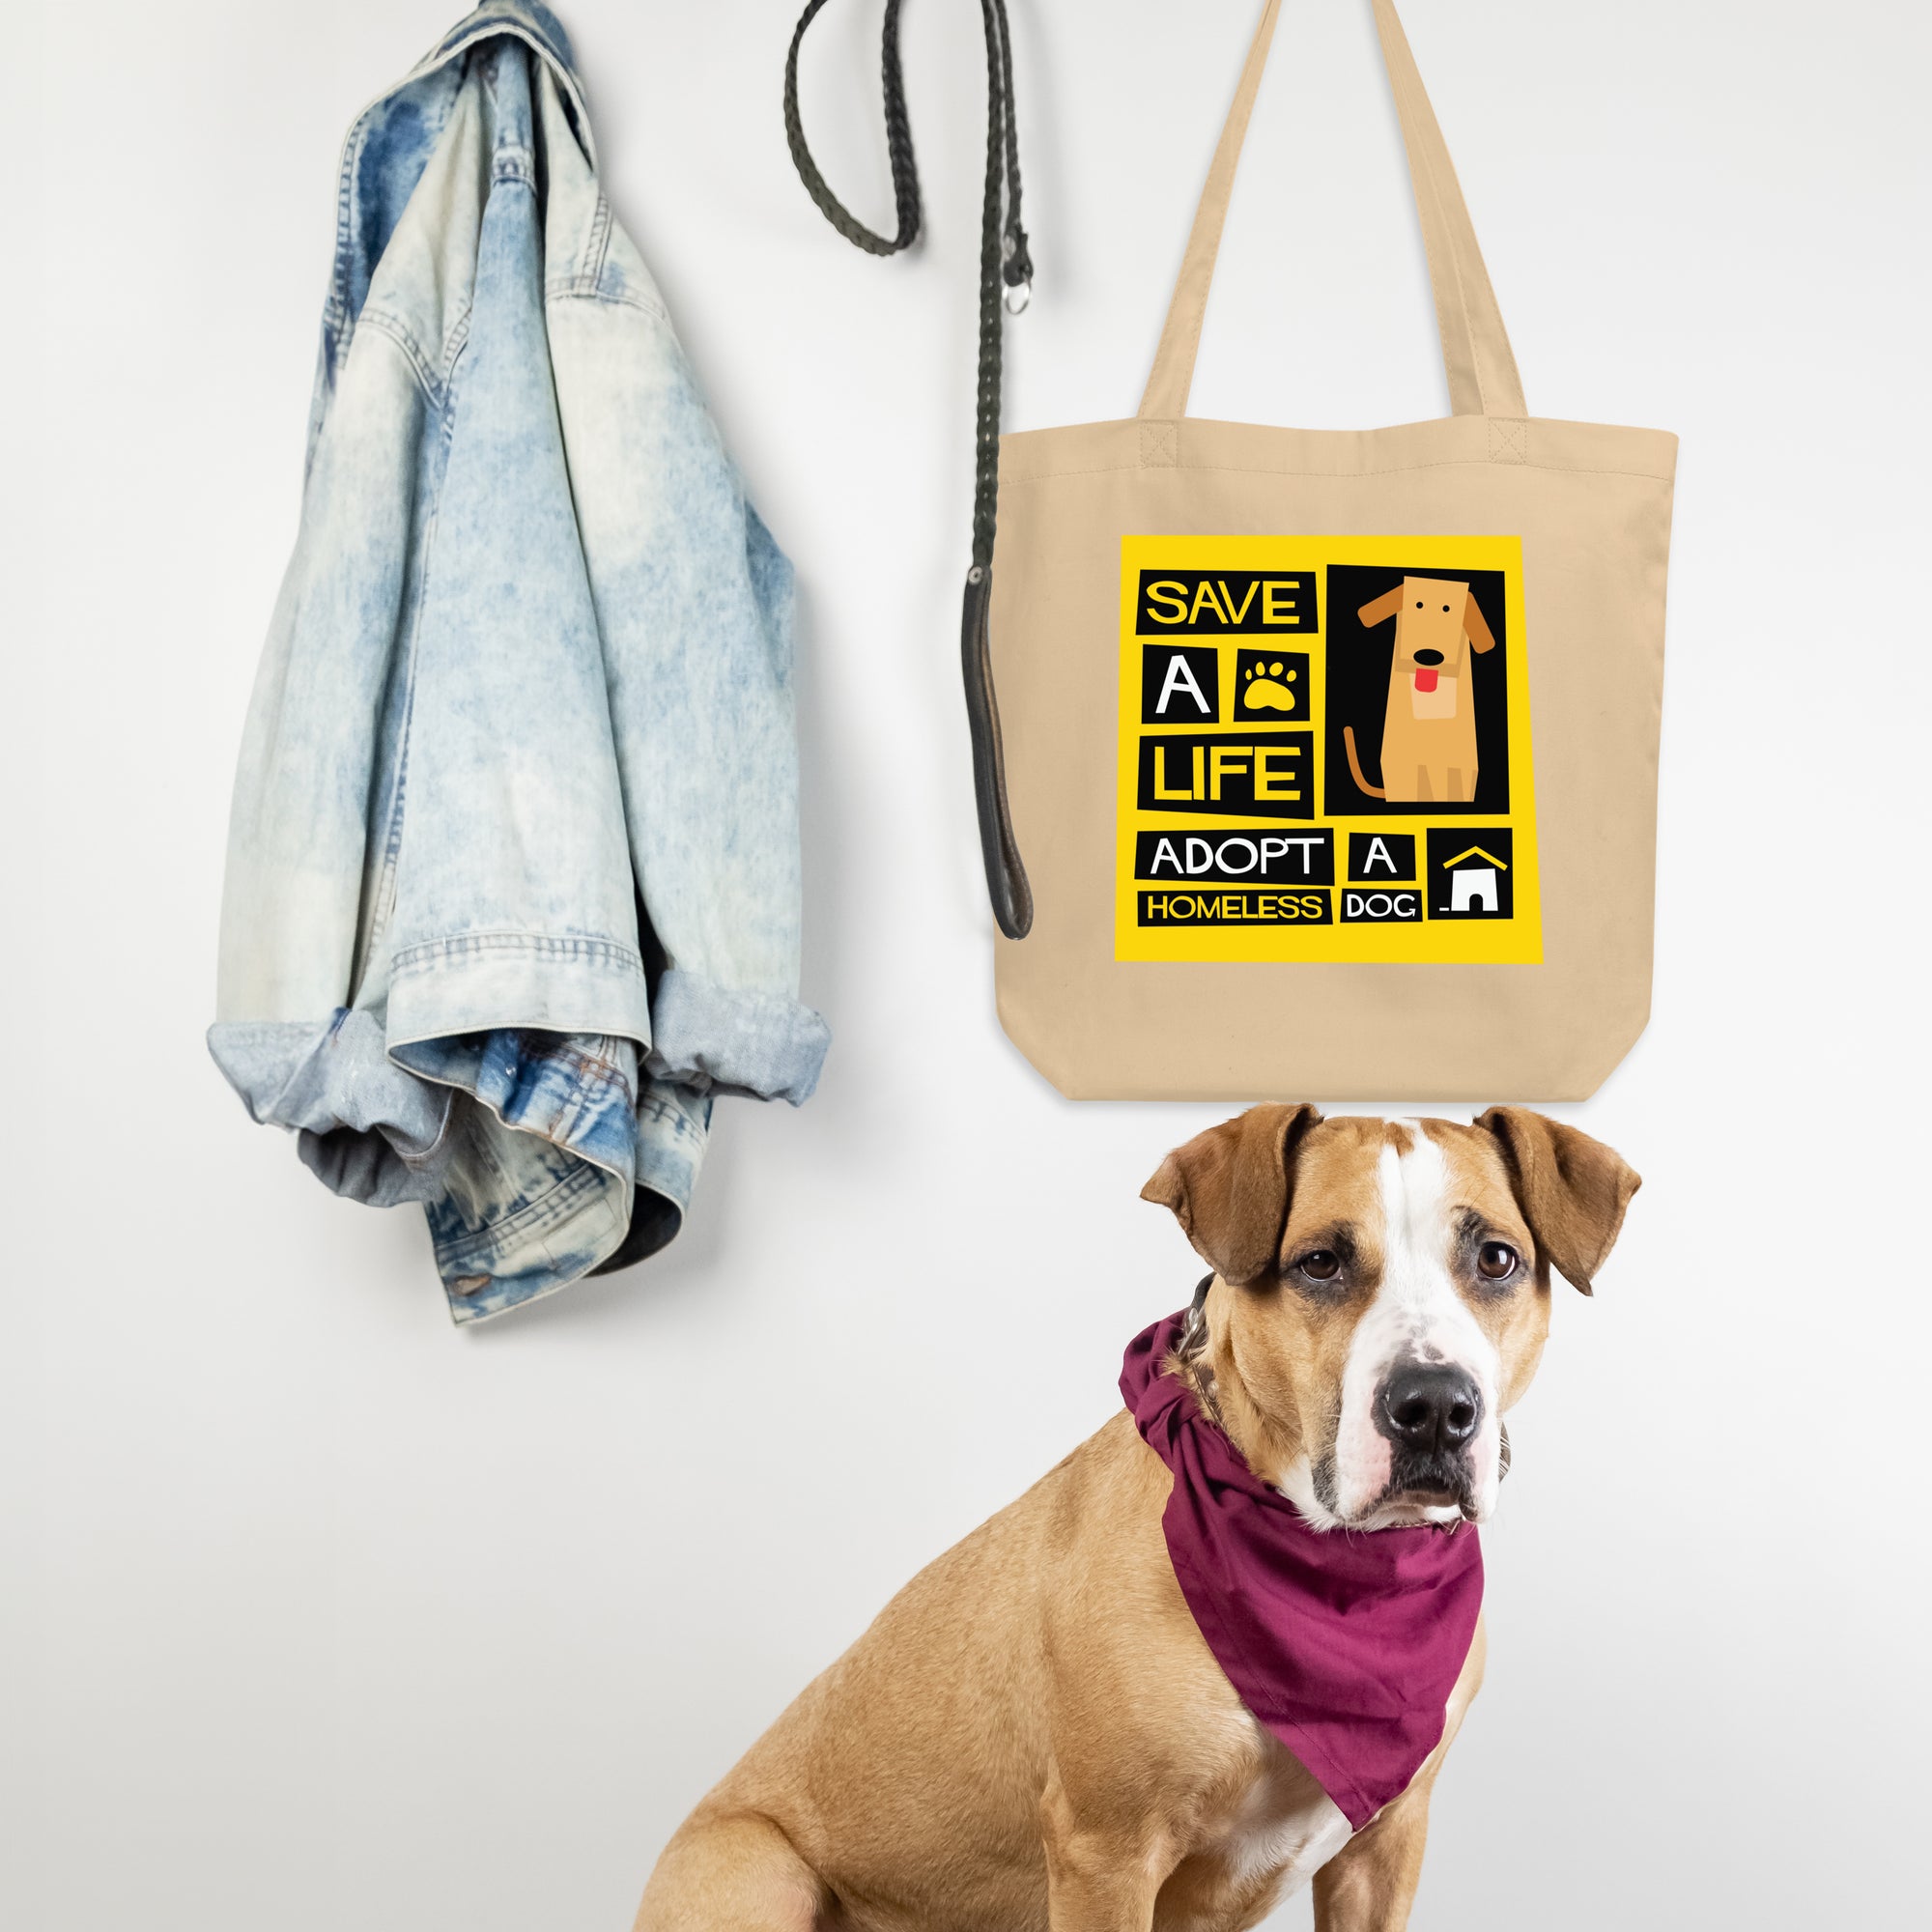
1379;1365;1482;1453
1411;648;1445;666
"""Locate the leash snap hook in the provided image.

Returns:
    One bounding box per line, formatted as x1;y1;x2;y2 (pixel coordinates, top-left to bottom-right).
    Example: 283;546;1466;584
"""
1002;227;1033;313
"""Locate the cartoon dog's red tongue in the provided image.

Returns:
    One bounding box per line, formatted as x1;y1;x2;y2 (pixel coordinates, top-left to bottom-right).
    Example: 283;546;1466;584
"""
1413;667;1439;693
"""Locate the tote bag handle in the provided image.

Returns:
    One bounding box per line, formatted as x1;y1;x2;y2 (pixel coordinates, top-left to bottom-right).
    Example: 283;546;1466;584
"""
1139;0;1526;423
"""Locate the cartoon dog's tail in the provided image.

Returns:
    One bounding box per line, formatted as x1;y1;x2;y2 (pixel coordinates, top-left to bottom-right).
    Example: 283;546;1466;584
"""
1342;726;1385;799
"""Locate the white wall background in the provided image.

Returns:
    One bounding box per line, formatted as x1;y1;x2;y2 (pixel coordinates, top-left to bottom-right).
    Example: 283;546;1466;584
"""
6;1;1928;1925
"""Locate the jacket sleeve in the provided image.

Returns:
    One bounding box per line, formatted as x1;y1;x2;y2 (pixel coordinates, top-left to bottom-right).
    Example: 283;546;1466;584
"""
544;216;829;1106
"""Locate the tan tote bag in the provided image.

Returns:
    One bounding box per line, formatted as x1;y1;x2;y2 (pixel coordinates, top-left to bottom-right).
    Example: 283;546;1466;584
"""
986;0;1676;1102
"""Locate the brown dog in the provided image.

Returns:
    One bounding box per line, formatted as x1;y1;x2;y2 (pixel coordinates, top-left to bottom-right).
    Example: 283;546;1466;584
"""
636;1107;1637;1931
1343;578;1496;804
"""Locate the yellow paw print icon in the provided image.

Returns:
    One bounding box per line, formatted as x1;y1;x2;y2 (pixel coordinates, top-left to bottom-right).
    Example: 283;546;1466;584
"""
1242;660;1298;711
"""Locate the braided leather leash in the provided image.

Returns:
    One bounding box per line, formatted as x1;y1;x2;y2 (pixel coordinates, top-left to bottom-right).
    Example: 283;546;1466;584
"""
783;0;1035;939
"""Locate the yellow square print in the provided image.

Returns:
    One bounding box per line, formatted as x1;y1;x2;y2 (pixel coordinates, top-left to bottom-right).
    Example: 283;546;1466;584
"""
1116;536;1542;964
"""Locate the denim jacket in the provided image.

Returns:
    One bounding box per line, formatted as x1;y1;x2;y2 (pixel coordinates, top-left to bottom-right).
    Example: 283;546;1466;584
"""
210;3;828;1322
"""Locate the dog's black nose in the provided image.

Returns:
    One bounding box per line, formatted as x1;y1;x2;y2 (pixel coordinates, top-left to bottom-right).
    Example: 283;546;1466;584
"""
1412;648;1445;666
1379;1365;1482;1453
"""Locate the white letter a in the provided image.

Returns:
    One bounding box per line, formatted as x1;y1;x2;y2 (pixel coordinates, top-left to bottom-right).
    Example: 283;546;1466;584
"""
1154;654;1210;717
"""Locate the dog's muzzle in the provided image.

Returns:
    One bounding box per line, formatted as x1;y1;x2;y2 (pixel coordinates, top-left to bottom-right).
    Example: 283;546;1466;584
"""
1375;1362;1483;1508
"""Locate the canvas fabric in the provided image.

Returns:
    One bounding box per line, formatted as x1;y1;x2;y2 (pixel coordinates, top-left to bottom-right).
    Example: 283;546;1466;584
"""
989;0;1675;1099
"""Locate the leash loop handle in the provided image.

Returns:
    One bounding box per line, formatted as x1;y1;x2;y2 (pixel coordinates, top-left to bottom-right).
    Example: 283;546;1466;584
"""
784;0;1035;938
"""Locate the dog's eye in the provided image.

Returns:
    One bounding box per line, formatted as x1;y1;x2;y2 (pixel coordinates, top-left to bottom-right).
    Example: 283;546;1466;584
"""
1414;599;1424;609
1297;1249;1342;1281
1442;603;1452;611
1477;1241;1519;1280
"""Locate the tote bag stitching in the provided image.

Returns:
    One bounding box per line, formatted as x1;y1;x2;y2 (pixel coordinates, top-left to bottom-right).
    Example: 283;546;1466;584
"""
1138;420;1180;468
1002;455;1674;487
1170;458;1671;482
1489;417;1528;464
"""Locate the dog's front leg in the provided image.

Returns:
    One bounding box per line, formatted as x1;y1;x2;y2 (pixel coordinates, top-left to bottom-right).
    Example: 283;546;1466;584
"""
1039;1780;1168;1932
1314;1611;1487;1928
1042;1838;1166;1932
1308;1768;1437;1932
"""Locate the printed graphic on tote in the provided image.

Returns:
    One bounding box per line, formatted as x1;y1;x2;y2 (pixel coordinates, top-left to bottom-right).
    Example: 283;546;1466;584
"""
1233;649;1310;721
1118;537;1540;964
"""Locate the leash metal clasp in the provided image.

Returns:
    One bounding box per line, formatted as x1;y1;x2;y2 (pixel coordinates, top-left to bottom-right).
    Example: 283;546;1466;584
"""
1002;228;1033;313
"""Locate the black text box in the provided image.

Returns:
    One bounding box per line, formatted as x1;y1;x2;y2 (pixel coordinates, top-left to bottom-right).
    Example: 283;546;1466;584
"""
1134;826;1333;886
1136;570;1318;635
1136;731;1315;820
1347;831;1417;883
1139;644;1221;724
1136;889;1337;927
1139;889;1333;927
1340;887;1425;923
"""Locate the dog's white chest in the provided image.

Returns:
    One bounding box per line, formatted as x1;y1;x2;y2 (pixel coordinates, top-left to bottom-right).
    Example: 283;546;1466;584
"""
1192;1717;1354;1906
1408;671;1459;719
1221;1777;1351;1893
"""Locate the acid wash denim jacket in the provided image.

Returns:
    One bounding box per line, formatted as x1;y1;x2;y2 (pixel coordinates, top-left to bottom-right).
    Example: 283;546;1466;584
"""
210;3;828;1323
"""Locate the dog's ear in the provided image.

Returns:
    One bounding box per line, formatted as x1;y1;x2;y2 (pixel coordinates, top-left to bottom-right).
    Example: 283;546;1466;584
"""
1462;588;1497;654
1356;588;1402;629
1475;1108;1640;1295
1142;1104;1323;1285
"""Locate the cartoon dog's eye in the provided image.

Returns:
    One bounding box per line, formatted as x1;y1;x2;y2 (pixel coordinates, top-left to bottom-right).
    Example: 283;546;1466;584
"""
1442;603;1452;611
1477;1241;1519;1280
1414;600;1424;609
1297;1249;1342;1281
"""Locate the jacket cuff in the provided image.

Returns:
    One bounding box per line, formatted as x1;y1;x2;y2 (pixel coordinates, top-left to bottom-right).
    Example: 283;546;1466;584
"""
642;968;830;1104
207;1010;455;1205
384;928;654;1051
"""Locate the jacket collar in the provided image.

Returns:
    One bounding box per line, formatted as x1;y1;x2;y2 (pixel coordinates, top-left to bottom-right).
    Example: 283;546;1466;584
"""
427;2;578;76
403;5;592;164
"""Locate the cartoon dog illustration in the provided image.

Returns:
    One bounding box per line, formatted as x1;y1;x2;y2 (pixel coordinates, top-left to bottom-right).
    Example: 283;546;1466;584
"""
1342;576;1496;803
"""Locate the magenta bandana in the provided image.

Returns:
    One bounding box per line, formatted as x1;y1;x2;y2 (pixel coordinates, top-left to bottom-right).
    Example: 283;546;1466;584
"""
1122;1313;1484;1830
